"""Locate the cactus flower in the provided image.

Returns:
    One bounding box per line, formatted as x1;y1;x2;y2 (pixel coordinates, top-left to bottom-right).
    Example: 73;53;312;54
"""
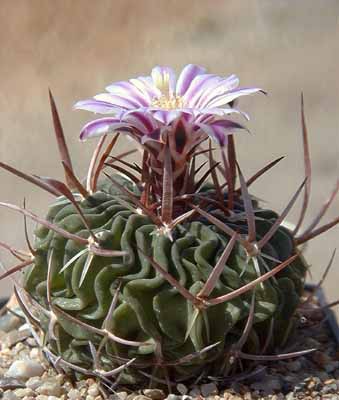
75;64;264;146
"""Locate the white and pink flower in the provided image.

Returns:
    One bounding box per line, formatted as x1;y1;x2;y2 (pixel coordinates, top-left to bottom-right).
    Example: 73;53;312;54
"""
75;64;264;146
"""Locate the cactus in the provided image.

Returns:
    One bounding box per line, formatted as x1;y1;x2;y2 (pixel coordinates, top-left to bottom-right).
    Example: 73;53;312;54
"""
0;65;338;390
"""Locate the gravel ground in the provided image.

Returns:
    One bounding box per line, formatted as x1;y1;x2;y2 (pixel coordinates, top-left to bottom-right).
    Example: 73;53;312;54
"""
0;291;339;400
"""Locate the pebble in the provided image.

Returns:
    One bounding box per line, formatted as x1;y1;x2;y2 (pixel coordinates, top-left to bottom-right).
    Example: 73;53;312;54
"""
13;388;34;398
0;377;25;390
36;380;63;396
188;386;201;397
2;330;30;348
143;389;165;400
87;383;100;397
36;396;49;400
2;392;19;400
6;360;44;380
115;392;128;400
132;396;152;400
68;388;82;400
166;395;181;400
0;313;22;332
176;384;188;395
26;376;43;390
200;382;218;397
321;382;338;394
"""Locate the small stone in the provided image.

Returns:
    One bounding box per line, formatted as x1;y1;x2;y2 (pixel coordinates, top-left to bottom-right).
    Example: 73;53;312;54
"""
26;376;42;390
115;392;128;400
36;380;62;396
85;396;95;400
88;384;100;397
48;397;60;400
6;360;44;380
25;337;37;347
143;389;165;400
29;348;40;360
177;383;188;395
132;396;151;400
0;312;22;333
188;386;201;397
321;383;338;394
68;388;82;400
201;382;218;397
0;377;25;390
13;388;34;398
36;396;49;400
2;391;19;400
166;396;181;400
2;330;27;348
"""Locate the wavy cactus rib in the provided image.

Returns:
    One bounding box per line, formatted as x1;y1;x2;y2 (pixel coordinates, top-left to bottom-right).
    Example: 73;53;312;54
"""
20;177;306;384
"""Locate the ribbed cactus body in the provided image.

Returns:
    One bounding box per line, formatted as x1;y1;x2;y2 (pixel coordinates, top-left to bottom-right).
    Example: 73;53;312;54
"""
23;178;307;384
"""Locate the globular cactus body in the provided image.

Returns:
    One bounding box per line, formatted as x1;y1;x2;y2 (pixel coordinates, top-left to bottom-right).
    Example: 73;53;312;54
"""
23;178;306;384
1;65;337;389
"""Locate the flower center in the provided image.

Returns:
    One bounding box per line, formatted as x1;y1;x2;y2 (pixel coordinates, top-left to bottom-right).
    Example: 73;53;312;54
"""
151;95;184;110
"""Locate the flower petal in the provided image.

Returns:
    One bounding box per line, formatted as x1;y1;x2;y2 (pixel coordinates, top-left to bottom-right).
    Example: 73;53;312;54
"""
196;120;247;146
130;76;161;99
205;87;265;108
74;99;121;114
106;81;150;106
196;74;240;107
94;93;141;109
79;118;131;141
125;111;157;134
183;74;221;107
151;66;176;96
175;64;206;96
152;110;183;125
141;128;162;144
191;107;250;121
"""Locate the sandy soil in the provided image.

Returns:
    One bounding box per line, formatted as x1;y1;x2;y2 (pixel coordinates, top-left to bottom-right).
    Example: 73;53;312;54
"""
0;1;338;311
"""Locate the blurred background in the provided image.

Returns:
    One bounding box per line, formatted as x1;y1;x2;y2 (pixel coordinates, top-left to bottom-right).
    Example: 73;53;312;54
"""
0;1;338;312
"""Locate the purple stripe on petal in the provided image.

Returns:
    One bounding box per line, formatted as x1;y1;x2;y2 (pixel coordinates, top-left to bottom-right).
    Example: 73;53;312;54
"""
176;64;206;96
125;112;157;134
94;93;141;109
206;87;265;108
130;76;161;99
196;75;240;107
124;110;158;132
211;119;248;131
152;110;182;125
141;128;161;144
183;75;220;107
197;120;246;146
106;81;150;106
196;122;227;146
151;66;176;96
196;107;250;121
79;118;131;141
74;99;120;114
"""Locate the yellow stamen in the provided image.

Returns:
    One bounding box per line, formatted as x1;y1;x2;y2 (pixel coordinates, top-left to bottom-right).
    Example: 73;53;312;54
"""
151;95;184;110
154;70;171;96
